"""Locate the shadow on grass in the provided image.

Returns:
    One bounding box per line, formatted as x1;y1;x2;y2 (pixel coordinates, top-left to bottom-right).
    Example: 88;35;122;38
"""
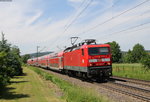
21;73;27;76
0;86;30;100
10;81;29;84
13;73;27;79
0;73;30;100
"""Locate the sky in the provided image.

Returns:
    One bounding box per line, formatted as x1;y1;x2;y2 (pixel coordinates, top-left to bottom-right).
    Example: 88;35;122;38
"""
0;0;150;55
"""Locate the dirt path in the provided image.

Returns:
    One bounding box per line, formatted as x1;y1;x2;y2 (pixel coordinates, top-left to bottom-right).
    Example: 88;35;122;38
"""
0;67;65;102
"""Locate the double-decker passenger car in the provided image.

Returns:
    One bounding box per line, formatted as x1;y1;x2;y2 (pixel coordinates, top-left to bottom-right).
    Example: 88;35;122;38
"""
27;39;112;80
48;52;64;70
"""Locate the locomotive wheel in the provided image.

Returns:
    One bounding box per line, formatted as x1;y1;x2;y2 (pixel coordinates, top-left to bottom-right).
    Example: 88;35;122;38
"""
68;70;74;77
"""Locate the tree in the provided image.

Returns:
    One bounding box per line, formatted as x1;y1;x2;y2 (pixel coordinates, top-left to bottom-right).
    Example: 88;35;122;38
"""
0;32;22;86
107;41;122;63
0;33;11;85
132;43;147;63
141;55;150;71
22;54;30;63
0;51;10;85
123;49;134;63
8;46;22;76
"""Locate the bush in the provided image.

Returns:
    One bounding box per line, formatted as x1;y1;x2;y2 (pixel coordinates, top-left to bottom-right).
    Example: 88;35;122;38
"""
141;55;150;71
21;54;30;64
107;41;122;63
0;33;22;86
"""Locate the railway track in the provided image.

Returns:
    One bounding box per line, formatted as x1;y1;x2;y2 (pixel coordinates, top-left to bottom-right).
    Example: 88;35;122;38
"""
41;68;150;102
94;77;150;102
111;76;150;87
97;76;150;101
99;83;150;102
108;82;149;93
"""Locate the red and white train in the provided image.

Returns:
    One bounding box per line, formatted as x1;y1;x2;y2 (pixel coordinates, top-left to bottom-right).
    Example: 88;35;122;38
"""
27;39;112;80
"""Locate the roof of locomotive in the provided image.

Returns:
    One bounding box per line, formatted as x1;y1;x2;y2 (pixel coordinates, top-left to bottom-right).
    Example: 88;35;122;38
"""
64;39;111;52
81;44;110;48
64;43;110;52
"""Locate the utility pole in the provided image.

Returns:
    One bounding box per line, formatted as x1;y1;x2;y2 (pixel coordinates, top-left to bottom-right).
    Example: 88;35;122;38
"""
37;46;40;66
1;32;5;45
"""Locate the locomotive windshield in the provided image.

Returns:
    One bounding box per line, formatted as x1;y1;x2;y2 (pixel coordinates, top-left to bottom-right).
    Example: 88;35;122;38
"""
88;47;109;55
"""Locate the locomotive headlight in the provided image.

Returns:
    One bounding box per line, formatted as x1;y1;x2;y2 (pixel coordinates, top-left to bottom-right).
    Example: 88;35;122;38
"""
89;59;98;62
102;58;110;62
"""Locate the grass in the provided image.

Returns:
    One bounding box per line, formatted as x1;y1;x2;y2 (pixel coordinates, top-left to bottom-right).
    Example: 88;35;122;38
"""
0;67;64;102
29;66;110;102
112;63;150;80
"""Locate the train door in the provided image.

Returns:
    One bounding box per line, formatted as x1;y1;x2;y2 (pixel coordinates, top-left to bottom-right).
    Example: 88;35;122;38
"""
81;48;85;66
77;50;81;66
59;57;63;69
46;59;49;68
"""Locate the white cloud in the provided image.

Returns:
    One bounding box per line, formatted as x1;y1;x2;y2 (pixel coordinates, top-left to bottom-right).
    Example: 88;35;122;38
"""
0;0;149;54
57;0;150;51
68;0;83;3
25;12;43;26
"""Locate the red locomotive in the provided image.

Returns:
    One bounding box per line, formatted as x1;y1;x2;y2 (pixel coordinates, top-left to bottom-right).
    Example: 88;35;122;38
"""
27;39;112;80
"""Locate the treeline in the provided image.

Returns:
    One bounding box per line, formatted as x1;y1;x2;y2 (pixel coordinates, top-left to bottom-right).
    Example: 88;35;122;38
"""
108;41;150;70
29;51;53;58
0;33;22;86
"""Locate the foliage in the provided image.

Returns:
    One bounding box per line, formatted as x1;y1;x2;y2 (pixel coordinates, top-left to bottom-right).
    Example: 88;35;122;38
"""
123;50;134;63
0;51;10;85
107;41;122;63
132;43;147;63
8;46;22;76
122;43;148;63
21;54;30;63
0;33;22;86
141;55;150;70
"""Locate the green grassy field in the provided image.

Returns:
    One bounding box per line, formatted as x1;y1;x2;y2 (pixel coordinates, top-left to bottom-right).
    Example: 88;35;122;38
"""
29;66;110;102
112;63;150;80
0;67;65;102
0;66;110;102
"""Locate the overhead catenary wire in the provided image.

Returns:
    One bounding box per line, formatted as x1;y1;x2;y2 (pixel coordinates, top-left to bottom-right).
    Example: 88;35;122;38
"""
39;46;46;52
98;21;150;39
50;0;93;50
78;0;87;8
98;26;150;42
64;0;120;33
64;0;87;29
54;0;119;49
63;0;120;37
119;26;150;35
49;0;150;51
63;0;93;34
77;0;150;36
86;9;150;38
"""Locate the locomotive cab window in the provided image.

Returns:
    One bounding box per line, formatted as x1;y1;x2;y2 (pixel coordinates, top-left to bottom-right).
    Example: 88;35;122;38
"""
88;47;109;55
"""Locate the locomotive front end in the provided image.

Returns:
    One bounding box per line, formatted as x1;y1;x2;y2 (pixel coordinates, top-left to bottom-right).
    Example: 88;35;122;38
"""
87;45;112;79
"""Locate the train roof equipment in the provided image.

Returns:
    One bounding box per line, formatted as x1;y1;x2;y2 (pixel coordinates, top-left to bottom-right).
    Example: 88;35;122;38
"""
64;39;97;52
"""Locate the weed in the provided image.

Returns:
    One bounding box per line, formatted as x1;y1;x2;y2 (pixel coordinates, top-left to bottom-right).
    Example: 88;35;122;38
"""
28;66;109;102
113;63;150;80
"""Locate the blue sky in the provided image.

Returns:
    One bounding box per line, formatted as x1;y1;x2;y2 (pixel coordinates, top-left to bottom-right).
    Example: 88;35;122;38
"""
0;0;150;54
